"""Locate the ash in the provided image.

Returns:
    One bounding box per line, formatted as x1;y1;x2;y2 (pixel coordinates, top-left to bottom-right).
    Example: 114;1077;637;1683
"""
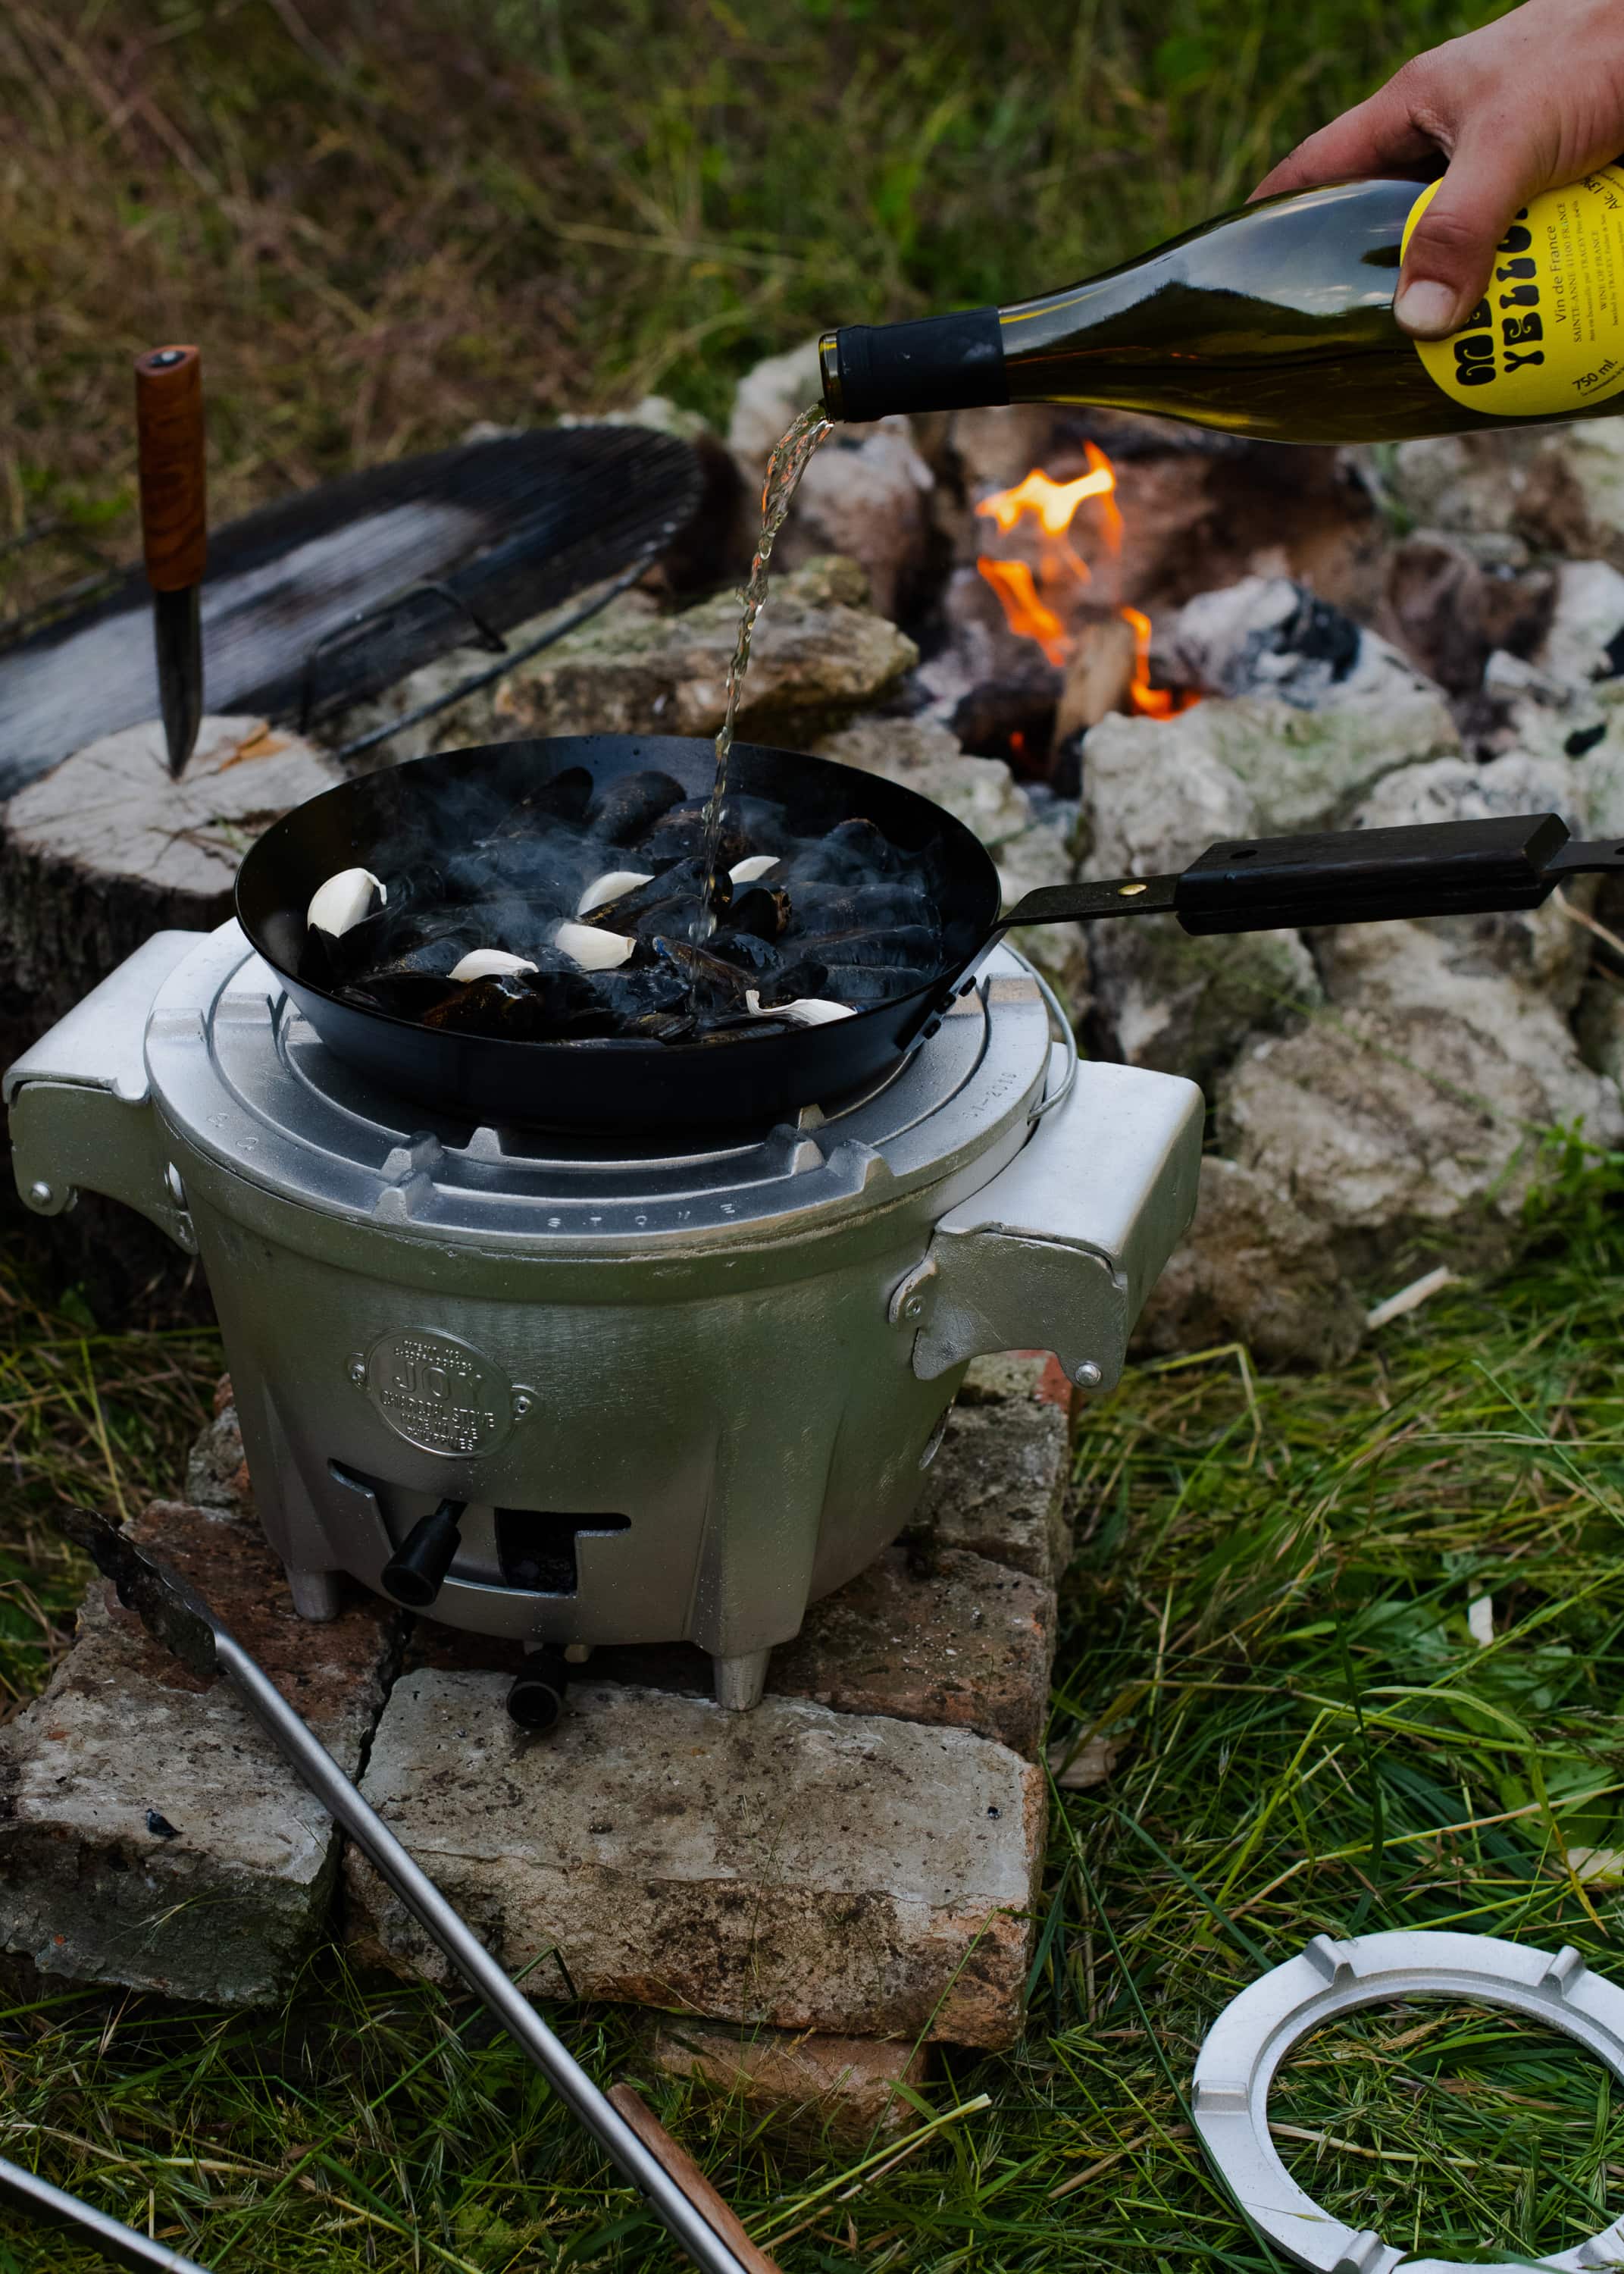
299;764;945;1044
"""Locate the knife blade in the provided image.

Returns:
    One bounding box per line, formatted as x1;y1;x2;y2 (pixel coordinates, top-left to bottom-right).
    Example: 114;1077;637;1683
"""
133;345;206;776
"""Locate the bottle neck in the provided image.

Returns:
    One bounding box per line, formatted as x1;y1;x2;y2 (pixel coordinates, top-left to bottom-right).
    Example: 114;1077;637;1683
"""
819;308;1006;422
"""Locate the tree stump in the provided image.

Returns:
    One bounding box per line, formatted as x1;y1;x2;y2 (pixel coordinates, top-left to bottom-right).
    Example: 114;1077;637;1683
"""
0;714;339;1320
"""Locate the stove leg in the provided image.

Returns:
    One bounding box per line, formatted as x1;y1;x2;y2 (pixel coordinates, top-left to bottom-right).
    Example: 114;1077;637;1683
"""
286;1566;343;1623
712;1647;770;1712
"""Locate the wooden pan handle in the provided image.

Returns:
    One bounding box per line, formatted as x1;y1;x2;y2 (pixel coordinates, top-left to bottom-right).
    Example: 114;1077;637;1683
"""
606;2084;785;2273
133;345;206;592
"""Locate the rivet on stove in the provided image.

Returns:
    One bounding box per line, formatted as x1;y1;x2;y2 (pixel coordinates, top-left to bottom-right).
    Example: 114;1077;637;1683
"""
347;1357;368;1386
904;1298;925;1320
1073;1360;1104;1389
164;1163;187;1209
512;1392;534;1419
27;1180;52;1208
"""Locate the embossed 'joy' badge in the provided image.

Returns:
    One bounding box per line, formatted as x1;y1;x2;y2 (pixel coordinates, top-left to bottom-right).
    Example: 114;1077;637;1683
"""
358;1328;516;1456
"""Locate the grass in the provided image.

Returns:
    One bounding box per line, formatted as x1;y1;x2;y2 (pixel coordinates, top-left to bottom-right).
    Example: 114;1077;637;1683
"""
2;1145;1624;2269
2;0;1509;624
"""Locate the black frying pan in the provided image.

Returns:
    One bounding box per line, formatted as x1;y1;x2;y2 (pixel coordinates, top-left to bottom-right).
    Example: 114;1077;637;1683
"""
236;733;1624;1135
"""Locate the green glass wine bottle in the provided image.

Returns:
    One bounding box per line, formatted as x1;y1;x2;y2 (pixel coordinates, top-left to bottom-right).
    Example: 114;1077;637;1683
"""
819;171;1624;443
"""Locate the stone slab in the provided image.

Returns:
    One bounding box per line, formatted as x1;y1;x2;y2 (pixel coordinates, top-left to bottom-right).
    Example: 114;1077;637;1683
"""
0;1499;401;2004
346;1674;1044;2050
642;2016;932;2140
909;1397;1072;1585
767;1545;1054;1757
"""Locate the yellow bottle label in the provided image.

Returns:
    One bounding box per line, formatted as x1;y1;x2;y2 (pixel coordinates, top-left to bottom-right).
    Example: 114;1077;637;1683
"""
1404;168;1624;416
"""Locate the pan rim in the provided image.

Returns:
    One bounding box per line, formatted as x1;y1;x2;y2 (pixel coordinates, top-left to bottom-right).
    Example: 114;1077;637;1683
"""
236;732;1003;1063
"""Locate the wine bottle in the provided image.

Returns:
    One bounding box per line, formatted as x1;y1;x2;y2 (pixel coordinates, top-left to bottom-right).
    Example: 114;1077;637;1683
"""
818;170;1624;443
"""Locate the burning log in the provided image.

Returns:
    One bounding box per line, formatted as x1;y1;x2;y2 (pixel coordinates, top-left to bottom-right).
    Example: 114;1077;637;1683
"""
966;452;1200;776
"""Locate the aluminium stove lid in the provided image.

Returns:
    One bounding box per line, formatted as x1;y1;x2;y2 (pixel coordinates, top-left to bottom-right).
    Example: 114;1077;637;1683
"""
146;924;1055;1252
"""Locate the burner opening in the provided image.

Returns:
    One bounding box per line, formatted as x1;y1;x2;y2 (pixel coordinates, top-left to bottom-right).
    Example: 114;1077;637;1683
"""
495;1508;631;1597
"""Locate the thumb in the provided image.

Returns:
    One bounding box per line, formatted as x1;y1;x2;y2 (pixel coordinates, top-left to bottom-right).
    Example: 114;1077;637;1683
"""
1395;134;1541;337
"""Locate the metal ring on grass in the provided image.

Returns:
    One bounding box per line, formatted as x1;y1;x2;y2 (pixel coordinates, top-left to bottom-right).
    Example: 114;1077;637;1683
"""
1192;1929;1624;2274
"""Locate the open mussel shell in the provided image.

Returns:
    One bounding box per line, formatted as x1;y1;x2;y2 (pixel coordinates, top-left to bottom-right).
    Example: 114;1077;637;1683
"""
577;857;727;935
727;885;792;941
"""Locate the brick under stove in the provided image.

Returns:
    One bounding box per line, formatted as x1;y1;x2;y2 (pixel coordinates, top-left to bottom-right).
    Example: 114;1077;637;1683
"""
0;1352;1075;2125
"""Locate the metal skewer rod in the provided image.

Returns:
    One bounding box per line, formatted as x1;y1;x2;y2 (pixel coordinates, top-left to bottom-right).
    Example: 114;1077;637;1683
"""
55;1508;767;2274
0;2152;211;2272
211;1628;763;2273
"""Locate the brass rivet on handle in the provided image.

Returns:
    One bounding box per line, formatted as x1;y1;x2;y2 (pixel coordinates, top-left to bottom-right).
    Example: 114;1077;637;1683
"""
1118;882;1147;897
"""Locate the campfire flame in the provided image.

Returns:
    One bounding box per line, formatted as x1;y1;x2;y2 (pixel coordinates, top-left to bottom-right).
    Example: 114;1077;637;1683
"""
976;559;1070;668
974;449;1193;719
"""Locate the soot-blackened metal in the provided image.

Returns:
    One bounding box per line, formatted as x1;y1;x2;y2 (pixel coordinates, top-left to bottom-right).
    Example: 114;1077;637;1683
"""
6;922;1202;1708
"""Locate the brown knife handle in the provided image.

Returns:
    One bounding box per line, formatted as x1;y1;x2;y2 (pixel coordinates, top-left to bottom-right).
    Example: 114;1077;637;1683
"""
134;345;206;592
605;2084;785;2273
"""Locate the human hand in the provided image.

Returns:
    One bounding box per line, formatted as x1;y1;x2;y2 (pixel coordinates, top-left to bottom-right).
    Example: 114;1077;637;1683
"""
1251;0;1624;337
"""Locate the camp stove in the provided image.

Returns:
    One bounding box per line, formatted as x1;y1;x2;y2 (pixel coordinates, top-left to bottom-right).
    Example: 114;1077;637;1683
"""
5;923;1200;1711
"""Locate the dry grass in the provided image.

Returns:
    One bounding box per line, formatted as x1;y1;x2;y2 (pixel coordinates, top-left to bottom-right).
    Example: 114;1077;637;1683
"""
2;0;1503;624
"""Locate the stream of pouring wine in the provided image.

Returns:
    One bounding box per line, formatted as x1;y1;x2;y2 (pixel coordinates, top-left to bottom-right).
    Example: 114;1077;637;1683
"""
694;405;831;946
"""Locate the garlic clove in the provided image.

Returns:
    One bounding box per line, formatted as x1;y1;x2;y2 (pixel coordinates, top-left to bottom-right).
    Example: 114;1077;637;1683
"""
781;998;856;1025
729;855;780;885
449;948;539;983
578;868;655;916
307;867;386;937
743;990;855;1025
555;920;635;971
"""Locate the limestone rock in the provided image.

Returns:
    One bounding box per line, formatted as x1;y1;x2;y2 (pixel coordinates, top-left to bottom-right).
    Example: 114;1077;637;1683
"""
1349;751;1595;1007
1081;708;1253;875
1540;418;1624;559
768;1544;1056;1758
909;1400;1072;1586
641;2016;932;2140
321;642;514;766
993;802;1090;1016
1201;691;1459;833
1574;973;1624;1098
1220;926;1624;1261
1538;559;1624;688
346;1674;1044;2050
1087;916;1322;1084
776;421;935;622
1078;708;1319;1080
0;1500;400;2005
1381;418;1624;566
1172;577;1439;716
493;559;916;744
1134;1155;1364;1367
814;715;1031;846
1381;532;1553;697
727;337;825;469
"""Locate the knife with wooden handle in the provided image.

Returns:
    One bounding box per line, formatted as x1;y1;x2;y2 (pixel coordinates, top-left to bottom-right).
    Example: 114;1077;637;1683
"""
133;344;206;775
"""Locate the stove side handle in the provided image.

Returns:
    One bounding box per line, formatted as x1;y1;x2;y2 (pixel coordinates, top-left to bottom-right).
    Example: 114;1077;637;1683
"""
3;932;205;1254
906;1059;1203;1390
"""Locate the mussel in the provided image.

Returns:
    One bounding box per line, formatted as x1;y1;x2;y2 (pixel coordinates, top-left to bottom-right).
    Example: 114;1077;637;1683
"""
576;858;725;936
724;885;792;942
584;769;687;847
